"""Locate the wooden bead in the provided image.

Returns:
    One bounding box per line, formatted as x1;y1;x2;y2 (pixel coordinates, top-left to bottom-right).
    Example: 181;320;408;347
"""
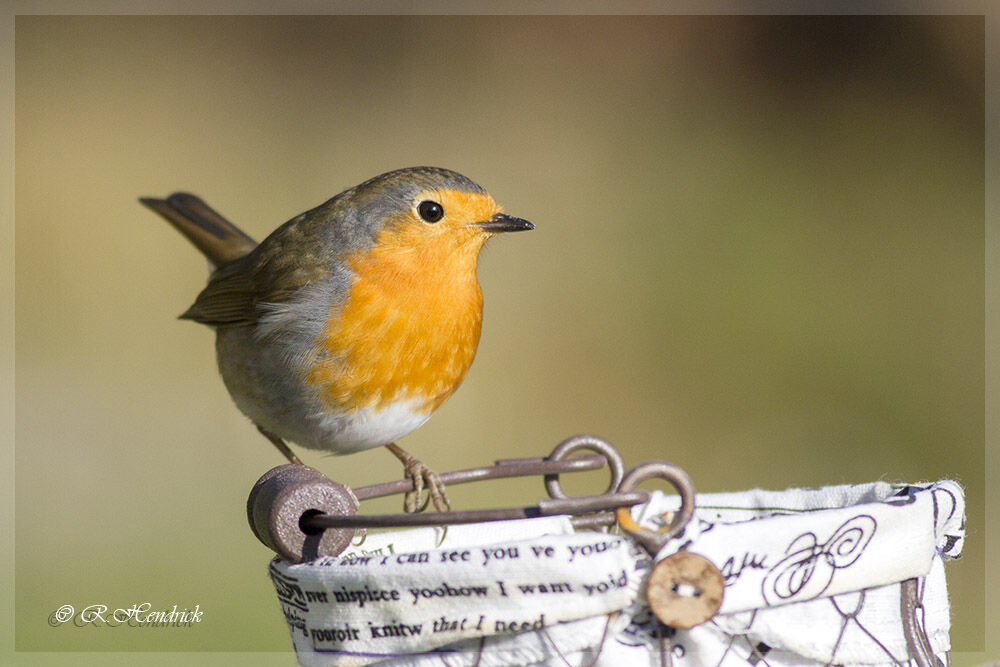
646;551;724;629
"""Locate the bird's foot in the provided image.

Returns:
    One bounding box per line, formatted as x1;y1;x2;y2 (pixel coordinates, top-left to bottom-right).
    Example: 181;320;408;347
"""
385;443;451;513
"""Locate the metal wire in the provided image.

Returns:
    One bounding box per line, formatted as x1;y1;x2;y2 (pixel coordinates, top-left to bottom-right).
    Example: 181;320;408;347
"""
301;490;649;531
614;461;697;556
296;435;636;532
902;578;939;667
353;453;610;501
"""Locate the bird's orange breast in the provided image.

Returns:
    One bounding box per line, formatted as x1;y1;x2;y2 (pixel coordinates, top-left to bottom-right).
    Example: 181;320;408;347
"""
305;220;487;414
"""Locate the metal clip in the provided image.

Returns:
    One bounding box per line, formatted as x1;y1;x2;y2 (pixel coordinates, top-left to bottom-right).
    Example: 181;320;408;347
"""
613;460;724;632
614;461;696;555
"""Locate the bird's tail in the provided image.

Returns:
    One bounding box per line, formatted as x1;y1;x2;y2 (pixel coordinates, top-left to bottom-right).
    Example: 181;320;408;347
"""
140;192;258;268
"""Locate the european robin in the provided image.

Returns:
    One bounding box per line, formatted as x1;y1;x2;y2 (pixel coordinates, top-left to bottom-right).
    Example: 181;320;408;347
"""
142;167;533;512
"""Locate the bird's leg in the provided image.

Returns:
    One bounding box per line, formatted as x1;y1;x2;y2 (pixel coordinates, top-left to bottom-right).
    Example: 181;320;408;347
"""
257;425;303;465
385;442;451;513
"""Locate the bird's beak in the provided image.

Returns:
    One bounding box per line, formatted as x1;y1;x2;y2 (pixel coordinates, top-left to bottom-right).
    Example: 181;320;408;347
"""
472;213;535;233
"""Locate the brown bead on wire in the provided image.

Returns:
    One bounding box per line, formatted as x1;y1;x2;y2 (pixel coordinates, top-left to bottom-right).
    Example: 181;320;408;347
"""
646;551;724;629
247;464;360;563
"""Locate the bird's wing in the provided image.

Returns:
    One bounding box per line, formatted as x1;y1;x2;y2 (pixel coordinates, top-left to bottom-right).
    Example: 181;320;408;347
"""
181;237;337;328
179;256;264;326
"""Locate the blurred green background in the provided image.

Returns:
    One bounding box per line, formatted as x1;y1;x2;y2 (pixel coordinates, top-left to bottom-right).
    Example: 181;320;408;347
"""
13;13;987;663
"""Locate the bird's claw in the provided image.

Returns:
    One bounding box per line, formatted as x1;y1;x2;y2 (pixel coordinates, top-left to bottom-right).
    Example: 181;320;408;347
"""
385;442;451;513
402;460;451;513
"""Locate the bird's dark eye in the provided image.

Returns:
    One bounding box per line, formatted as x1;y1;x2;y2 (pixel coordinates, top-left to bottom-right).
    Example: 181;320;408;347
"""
417;200;444;223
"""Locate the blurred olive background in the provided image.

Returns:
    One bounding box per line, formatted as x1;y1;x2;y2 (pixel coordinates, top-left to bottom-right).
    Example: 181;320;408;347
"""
13;13;987;663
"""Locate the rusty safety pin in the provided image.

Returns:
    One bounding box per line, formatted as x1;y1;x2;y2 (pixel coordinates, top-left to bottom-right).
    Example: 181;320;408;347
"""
247;435;639;563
